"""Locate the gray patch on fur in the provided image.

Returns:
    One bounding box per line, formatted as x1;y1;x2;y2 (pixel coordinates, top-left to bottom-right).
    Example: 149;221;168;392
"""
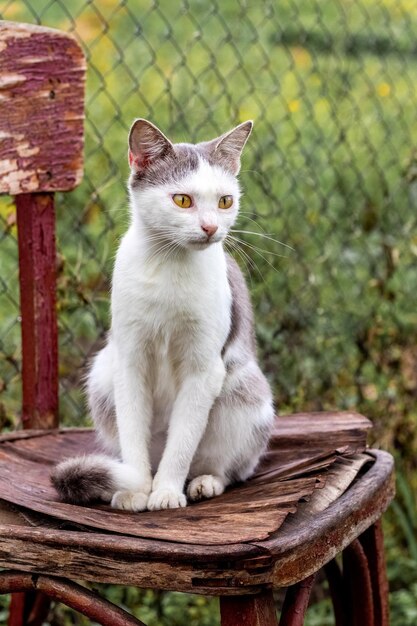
198;121;253;175
51;456;114;504
229;366;272;406
130;143;200;189
88;388;119;455
222;254;257;364
228;419;272;483
130;120;252;189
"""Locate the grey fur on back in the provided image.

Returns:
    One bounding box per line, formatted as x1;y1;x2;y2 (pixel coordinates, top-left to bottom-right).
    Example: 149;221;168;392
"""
223;254;257;360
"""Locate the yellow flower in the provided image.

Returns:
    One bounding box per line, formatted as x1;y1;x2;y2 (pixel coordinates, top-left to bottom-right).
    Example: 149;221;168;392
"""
288;99;300;113
377;82;391;97
291;47;311;69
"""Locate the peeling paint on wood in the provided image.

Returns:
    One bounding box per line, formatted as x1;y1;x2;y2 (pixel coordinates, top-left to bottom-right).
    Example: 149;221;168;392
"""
0;21;86;195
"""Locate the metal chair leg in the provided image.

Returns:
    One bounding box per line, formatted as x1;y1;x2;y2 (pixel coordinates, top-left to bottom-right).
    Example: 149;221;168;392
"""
359;520;390;626
220;589;278;626
8;591;50;626
343;539;374;626
278;574;315;626
1;571;144;626
324;559;346;626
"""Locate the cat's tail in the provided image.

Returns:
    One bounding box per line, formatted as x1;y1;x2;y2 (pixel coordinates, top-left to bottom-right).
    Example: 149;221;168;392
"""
51;454;141;504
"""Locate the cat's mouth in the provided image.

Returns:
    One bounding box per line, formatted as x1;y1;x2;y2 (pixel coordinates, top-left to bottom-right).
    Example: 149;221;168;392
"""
188;236;222;250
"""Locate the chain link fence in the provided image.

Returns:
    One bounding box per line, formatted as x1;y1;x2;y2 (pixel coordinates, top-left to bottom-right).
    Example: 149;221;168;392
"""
1;0;417;460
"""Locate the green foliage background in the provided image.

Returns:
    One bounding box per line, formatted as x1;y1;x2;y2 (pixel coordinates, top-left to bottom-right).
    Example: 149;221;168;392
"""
0;0;417;623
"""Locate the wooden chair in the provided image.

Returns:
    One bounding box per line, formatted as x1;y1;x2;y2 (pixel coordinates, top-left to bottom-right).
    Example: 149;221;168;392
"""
0;21;395;626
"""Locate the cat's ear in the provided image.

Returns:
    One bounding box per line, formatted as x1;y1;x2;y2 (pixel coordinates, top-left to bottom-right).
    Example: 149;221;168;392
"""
128;119;174;171
210;121;253;175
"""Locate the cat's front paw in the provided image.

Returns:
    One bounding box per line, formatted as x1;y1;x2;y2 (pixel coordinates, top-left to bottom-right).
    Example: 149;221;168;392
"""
187;475;225;501
111;490;149;512
147;488;187;511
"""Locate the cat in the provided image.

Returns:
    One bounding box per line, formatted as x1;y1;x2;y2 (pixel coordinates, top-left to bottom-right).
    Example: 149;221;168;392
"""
51;119;275;511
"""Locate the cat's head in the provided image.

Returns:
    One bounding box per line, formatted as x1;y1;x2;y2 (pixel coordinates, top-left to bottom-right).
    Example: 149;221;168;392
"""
128;119;252;250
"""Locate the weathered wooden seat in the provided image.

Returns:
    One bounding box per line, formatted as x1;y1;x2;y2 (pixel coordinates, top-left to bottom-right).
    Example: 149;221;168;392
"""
0;21;395;626
0;418;394;625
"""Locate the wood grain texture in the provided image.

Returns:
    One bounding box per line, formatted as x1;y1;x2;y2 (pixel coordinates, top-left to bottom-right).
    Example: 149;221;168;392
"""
0;436;313;545
0;414;394;594
0;22;85;194
0;413;371;545
0;455;394;593
0;537;270;595
16;193;58;429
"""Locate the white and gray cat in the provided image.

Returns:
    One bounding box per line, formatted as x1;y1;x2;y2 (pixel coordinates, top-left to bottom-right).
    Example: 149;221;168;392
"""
52;119;274;511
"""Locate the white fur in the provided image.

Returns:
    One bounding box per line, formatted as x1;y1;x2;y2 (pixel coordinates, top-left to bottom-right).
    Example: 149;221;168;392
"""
86;154;274;511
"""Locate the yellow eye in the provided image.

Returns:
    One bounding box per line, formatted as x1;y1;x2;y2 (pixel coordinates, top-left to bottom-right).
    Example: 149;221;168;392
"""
173;194;192;208
218;195;233;209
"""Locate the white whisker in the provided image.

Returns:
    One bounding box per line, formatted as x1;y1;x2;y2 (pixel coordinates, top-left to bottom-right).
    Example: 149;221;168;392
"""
225;236;266;285
229;235;288;260
228;235;281;276
231;229;294;251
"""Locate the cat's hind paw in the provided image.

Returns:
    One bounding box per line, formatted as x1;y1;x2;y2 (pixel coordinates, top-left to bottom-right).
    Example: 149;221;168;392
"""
187;475;225;501
111;490;148;512
147;488;187;510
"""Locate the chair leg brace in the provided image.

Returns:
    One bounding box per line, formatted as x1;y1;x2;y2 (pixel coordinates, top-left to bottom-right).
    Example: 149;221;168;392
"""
8;589;50;626
0;571;145;626
279;575;316;626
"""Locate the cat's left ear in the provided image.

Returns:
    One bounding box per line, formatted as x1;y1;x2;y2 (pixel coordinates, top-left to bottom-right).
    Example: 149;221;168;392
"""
211;121;253;175
128;119;175;172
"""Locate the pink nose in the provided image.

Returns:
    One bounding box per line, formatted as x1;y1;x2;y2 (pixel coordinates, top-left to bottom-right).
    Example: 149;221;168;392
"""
201;224;218;238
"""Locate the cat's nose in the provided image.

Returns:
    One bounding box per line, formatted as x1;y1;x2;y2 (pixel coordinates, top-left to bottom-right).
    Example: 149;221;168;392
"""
201;224;218;238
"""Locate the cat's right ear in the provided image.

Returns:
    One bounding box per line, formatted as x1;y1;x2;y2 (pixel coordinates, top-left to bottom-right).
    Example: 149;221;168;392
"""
128;119;174;171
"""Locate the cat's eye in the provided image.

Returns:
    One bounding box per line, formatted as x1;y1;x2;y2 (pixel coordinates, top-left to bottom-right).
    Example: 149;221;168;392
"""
218;195;233;209
173;194;192;208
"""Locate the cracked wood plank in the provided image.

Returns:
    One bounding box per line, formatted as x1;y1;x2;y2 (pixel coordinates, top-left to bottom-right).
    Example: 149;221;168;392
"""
0;21;86;195
0;413;372;545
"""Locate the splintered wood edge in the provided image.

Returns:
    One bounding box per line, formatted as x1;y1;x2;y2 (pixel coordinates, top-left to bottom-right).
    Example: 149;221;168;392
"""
267;450;395;585
0;20;86;194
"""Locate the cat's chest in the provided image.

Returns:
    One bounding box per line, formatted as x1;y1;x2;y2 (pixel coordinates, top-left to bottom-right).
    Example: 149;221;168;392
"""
137;268;216;330
113;247;231;342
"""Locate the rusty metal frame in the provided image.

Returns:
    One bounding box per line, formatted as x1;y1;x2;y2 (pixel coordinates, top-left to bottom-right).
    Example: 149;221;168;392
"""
324;558;345;626
0;571;145;626
343;539;375;625
278;574;316;626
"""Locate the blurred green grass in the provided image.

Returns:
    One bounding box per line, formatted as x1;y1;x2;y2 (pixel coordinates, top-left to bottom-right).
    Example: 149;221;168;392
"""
0;0;417;623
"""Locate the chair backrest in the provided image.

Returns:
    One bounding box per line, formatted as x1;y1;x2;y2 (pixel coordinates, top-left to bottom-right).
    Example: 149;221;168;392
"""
0;21;86;429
